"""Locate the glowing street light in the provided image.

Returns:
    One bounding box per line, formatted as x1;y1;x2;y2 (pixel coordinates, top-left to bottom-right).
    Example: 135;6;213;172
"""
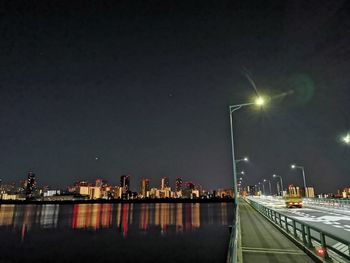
258;181;265;195
342;133;350;145
272;174;284;196
255;97;265;106
263;179;272;195
291;164;308;198
235;157;249;163
229;96;267;206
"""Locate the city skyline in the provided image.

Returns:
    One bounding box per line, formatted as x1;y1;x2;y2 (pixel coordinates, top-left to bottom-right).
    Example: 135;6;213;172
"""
1;170;348;199
1;1;349;193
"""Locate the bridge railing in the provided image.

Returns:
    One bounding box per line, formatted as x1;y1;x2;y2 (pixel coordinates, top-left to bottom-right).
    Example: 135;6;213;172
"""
226;204;242;263
247;198;350;262
303;198;350;210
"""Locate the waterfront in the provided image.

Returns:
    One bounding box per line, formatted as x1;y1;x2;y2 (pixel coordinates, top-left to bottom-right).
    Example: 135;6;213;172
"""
0;202;234;262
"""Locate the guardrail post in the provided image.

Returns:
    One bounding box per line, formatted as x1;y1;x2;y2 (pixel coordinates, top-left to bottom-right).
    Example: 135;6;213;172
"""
285;216;289;232
301;225;307;245
293;221;297;238
306;226;313;248
278;213;282;227
319;232;330;260
274;211;277;224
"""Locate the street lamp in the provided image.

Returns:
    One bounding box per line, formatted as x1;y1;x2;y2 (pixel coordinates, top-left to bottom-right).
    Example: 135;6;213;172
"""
263;179;272;195
229;97;266;206
342;133;350;145
258;181;265;195
272;174;284;196
291;164;308;198
235;157;249;163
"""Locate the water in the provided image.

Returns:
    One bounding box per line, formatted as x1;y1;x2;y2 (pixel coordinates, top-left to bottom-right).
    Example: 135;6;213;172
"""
0;203;234;262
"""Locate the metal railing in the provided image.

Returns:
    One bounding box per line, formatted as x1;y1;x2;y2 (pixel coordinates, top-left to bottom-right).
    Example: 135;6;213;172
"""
227;204;242;263
303;198;350;210
247;198;350;262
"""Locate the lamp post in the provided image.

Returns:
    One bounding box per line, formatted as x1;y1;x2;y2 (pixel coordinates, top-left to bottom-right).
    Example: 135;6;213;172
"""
291;164;308;198
263;179;272;195
258;181;265;195
229;97;265;206
272;174;284;196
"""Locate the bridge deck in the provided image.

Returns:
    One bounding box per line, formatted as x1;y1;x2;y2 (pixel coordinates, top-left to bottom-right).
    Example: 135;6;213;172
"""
240;201;315;263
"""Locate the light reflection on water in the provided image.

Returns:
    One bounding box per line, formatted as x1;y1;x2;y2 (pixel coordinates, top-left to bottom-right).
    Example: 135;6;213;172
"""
0;203;233;262
0;203;232;240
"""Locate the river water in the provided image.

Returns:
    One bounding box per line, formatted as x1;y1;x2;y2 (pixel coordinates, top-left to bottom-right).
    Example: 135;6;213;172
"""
0;202;234;262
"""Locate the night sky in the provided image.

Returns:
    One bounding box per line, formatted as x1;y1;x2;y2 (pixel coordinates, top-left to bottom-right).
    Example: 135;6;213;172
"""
1;1;349;193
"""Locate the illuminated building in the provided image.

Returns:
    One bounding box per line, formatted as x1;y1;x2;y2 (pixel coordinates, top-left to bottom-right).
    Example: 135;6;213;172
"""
182;182;195;198
120;175;130;199
160;177;169;190
217;188;234;198
149;188;158;198
288;185;300;196
185;181;194;190
175;178;182;191
175;178;183;197
25;171;36;199
88;186;102;199
338;187;350;198
95;178;106;187
79;186;89;196
191;189;200;198
113;186;123;199
139;178;150;198
305;187;315;198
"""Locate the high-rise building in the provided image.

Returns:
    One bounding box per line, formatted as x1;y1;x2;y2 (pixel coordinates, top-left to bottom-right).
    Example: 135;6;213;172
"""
288;185;300;197
140;178;150;198
95;178;106;187
25;171;36;199
120;175;130;199
184;182;195;190
175;178;182;192
160;177;169;190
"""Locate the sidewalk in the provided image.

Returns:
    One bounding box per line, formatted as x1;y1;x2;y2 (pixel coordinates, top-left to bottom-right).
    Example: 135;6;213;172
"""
239;200;315;263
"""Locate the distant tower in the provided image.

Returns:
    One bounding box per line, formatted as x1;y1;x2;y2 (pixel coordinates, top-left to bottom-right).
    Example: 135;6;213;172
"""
25;171;36;199
140;178;150;198
160;177;169;190
120;175;130;198
175;178;183;192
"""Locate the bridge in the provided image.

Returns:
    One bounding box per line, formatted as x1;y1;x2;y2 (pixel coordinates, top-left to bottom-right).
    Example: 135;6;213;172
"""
227;196;350;263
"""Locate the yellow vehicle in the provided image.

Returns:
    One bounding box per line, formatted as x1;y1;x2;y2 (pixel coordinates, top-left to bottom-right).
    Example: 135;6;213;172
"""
285;196;303;208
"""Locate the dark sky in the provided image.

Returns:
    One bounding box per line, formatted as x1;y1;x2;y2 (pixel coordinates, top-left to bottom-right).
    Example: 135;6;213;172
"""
1;0;349;193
